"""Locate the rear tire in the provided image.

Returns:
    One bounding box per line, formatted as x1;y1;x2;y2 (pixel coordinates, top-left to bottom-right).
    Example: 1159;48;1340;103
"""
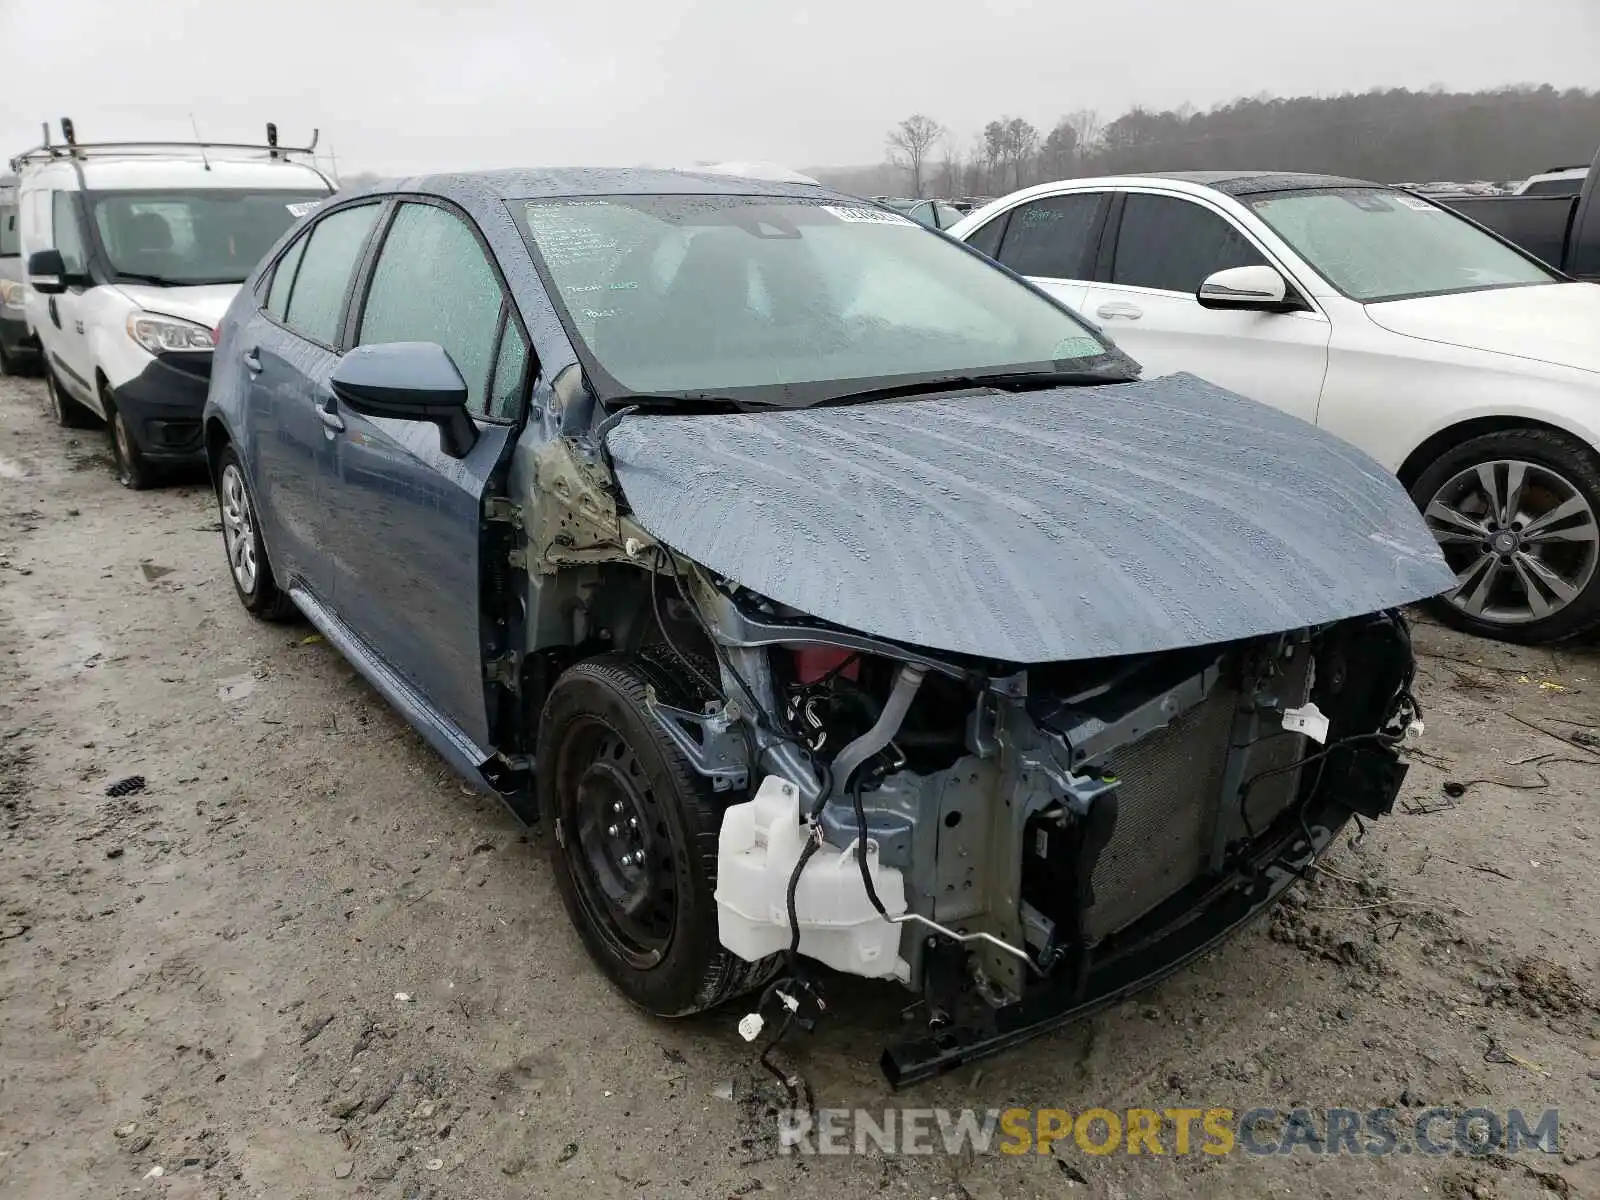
215;445;297;621
539;654;780;1017
1411;427;1600;643
44;367;97;428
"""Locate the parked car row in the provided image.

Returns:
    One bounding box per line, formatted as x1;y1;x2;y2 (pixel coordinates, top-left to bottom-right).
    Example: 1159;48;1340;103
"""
1433;152;1599;281
947;162;1600;644
0;119;1556;1083
872;195;970;230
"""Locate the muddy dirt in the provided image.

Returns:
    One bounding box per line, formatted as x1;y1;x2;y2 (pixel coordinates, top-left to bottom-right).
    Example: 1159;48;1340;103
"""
1;372;1597;1199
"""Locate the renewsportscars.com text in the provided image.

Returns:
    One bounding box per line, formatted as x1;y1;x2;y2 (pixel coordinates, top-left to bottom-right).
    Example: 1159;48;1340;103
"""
777;1106;1560;1158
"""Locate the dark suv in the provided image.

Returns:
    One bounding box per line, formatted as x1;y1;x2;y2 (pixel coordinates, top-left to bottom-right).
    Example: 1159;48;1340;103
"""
202;167;1449;1084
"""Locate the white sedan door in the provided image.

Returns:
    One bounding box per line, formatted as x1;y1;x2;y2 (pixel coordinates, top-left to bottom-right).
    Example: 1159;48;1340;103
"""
1078;191;1330;426
968;191;1112;317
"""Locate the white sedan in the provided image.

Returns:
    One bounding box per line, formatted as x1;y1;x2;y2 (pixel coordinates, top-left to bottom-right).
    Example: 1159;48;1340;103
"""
949;172;1600;643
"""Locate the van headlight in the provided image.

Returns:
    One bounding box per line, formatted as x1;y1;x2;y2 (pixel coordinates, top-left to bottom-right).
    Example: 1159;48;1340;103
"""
126;312;216;355
0;279;25;311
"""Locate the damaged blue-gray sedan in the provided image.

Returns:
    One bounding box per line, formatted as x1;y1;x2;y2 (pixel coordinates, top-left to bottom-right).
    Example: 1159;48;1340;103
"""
201;167;1455;1087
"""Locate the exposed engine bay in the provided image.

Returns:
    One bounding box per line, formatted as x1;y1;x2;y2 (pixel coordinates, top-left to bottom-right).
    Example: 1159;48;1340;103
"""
521;378;1448;1089
639;572;1420;1087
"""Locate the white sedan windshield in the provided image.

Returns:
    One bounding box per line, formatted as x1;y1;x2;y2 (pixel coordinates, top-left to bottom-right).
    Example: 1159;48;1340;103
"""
1248;188;1558;303
518;195;1116;403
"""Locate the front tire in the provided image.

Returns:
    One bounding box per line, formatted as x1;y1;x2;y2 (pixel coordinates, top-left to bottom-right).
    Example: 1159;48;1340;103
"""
539;655;780;1017
215;446;296;621
106;396;159;490
1412;427;1600;643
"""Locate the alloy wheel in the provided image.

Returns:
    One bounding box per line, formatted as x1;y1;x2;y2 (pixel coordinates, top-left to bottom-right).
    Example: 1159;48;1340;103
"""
219;463;259;594
1423;458;1600;626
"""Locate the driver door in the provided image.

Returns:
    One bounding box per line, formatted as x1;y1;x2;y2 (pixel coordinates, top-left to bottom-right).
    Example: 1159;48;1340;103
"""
318;200;531;750
44;191;97;406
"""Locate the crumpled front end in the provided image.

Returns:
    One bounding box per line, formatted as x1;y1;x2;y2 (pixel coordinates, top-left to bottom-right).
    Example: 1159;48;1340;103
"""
655;585;1419;1086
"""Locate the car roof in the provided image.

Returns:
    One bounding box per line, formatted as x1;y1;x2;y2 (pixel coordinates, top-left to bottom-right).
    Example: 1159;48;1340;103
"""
372;166;850;205
1127;170;1378;196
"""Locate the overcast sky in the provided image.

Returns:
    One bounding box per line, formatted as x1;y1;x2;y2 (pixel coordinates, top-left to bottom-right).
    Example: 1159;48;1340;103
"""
3;0;1596;177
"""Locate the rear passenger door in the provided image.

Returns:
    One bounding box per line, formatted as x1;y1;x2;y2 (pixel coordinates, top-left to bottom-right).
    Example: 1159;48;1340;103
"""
320;199;531;750
240;201;384;599
974;192;1109;313
1080;192;1329;424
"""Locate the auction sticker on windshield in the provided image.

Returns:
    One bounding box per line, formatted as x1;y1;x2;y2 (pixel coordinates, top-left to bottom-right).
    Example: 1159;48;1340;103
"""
1394;194;1438;212
821;205;918;226
285;201;323;218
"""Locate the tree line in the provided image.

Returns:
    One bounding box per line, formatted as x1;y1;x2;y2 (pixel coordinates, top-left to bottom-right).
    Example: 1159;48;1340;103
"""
845;85;1600;199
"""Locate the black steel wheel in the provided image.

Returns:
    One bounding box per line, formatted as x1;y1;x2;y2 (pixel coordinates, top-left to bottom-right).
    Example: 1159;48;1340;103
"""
539;655;780;1016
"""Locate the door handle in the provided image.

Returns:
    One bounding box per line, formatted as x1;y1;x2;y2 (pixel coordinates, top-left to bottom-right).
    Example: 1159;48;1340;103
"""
242;349;262;373
1096;302;1143;320
48;296;60;329
317;403;346;434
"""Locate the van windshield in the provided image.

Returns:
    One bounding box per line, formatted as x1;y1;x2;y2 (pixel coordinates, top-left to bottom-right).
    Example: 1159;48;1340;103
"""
89;190;328;285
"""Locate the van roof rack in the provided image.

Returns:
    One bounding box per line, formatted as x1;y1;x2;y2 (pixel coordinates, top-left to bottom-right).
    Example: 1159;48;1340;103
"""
9;119;319;173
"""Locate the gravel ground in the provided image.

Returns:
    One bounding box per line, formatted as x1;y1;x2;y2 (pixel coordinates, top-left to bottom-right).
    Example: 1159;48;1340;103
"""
1;371;1597;1200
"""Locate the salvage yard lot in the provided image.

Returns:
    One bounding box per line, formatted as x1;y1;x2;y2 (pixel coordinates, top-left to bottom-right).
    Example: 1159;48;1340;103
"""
0;371;1597;1200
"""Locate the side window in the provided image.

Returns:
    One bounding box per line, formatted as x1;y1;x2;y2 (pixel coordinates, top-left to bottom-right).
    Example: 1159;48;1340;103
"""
283;203;380;346
51;192;88;274
264;234;308;321
994;194;1108;279
487;319;530;420
1112;194;1266;293
964;214;1008;260
358;203;506;417
0;202;18;257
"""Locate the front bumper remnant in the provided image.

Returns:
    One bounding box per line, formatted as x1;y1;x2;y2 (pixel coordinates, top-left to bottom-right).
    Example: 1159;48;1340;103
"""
880;786;1361;1088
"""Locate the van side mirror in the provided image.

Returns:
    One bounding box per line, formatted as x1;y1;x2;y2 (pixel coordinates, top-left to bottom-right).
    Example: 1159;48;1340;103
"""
330;341;478;459
28;249;68;294
1196;264;1303;313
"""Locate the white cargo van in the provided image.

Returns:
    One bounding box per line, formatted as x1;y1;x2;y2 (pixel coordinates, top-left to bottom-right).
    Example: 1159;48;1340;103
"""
11;121;333;487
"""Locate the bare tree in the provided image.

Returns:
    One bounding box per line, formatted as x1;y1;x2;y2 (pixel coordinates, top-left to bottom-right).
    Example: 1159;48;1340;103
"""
933;133;962;198
1003;117;1039;188
1065;108;1103;153
885;114;946;198
979;124;1005;192
1039;119;1080;182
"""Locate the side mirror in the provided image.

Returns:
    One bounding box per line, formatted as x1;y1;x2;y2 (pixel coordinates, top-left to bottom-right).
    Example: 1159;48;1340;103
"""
1196;264;1301;313
28;249;68;295
330;341;478;459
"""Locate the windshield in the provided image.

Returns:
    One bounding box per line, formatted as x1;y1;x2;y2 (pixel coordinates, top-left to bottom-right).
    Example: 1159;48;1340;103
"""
89;189;328;285
515;194;1124;406
1246;187;1559;303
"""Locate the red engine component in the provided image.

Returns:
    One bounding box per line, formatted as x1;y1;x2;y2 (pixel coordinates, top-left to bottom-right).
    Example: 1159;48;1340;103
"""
791;645;859;685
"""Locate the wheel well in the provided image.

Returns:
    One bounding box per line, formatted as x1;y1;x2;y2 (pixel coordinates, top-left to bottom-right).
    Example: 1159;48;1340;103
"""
203;417;232;480
1396;416;1586;489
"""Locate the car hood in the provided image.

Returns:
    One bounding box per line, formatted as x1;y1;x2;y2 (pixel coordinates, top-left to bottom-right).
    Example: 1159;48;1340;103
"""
115;283;241;330
1364;282;1600;373
607;374;1455;663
